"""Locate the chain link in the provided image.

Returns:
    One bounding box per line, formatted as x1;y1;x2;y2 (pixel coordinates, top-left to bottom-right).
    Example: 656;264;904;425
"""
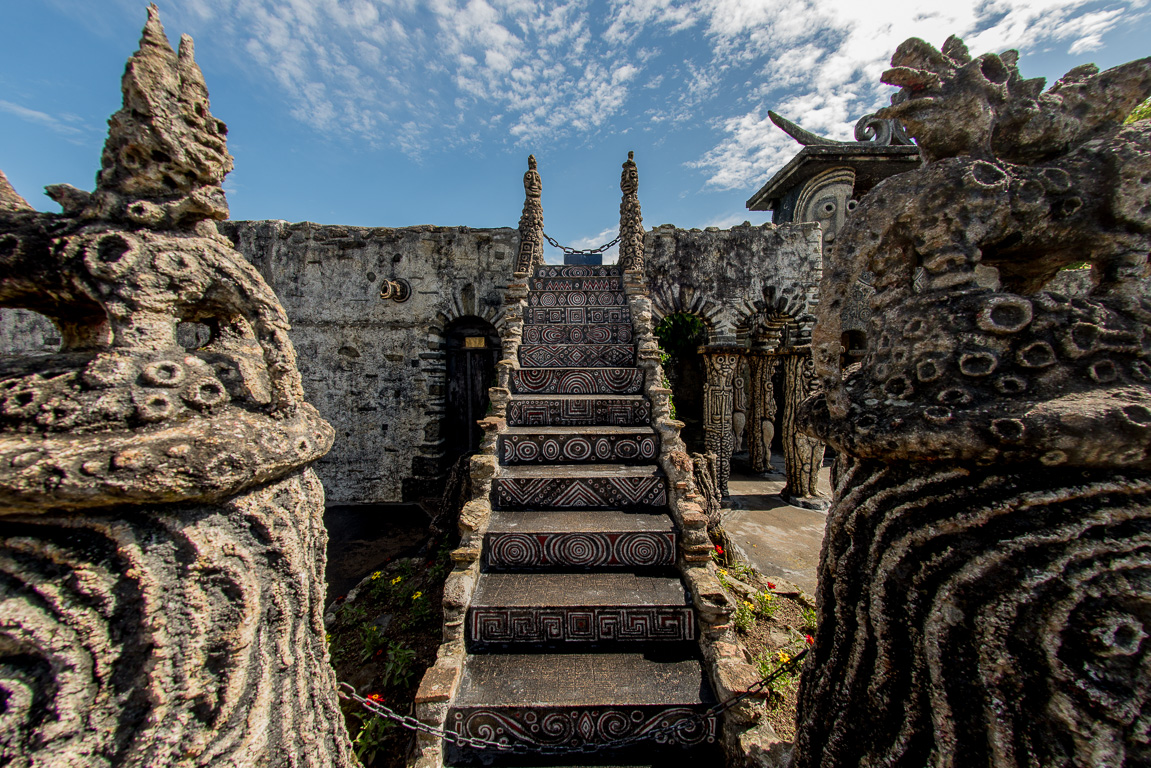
338;648;807;756
542;231;621;257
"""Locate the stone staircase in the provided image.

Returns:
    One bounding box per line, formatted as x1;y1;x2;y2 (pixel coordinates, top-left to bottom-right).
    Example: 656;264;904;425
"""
444;264;718;766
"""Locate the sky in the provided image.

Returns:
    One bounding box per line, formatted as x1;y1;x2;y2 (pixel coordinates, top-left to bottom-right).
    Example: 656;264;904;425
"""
1;0;1149;263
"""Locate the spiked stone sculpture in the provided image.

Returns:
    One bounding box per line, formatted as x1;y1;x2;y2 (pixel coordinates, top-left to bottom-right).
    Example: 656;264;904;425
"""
0;7;352;765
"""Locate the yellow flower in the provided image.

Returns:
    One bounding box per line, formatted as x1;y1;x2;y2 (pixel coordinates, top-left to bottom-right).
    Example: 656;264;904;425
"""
325;633;331;644
371;571;382;580
777;650;791;664
391;576;402;585
411;591;423;600
718;569;727;576
743;601;754;609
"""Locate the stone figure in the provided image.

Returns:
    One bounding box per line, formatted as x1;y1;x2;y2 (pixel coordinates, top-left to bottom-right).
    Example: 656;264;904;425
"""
794;168;857;250
796;35;1151;768
731;364;747;452
0;6;352;765
617;151;645;273
515;154;544;273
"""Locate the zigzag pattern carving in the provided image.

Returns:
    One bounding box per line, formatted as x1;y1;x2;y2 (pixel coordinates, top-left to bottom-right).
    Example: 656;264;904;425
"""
469;607;693;643
507;399;651;426
510;368;644;395
494;476;666;508
520;344;635;368
528;291;626;308
531;278;622;292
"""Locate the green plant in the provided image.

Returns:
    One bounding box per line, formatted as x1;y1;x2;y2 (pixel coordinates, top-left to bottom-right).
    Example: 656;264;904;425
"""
353;714;394;765
802;607;817;634
727;559;755;581
359;623;388;663
733;599;755;633
1126;96;1151;124
381;640;417;688
754;589;778;619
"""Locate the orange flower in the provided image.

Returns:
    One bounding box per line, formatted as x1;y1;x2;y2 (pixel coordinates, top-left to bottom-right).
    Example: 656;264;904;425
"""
367;692;384;703
805;634;814;645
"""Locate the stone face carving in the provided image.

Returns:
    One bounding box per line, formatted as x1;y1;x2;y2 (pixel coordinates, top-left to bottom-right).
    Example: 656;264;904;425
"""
796;35;1151;768
0;7;351;765
746;352;779;474
731;366;747;453
516;154;544;274
795;168;857;251
618;151;645;273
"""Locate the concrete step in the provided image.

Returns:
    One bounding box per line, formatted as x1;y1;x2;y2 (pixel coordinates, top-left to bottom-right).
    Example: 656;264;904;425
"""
533;264;623;279
445;651;716;764
530;276;623;292
468;572;693;645
499;426;658;465
520;344;635;368
524;306;631;326
527;291;626;309
521;325;633;345
510;368;644;396
494;465;666;509
507;395;650;427
485;508;675;568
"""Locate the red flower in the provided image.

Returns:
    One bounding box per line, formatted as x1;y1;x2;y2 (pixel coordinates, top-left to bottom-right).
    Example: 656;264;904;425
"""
767;582;776;590
367;692;384;702
715;545;725;555
805;634;815;645
374;649;383;657
336;595;346;602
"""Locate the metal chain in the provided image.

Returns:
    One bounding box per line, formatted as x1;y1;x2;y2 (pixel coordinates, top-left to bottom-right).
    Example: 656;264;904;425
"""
338;648;807;756
542;231;620;256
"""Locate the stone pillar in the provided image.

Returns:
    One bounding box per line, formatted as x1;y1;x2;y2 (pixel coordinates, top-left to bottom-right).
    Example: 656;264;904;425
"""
780;350;826;508
795;35;1151;768
746;352;780;474
701;348;741;497
617;151;645;274
0;8;352;765
515;154;544;274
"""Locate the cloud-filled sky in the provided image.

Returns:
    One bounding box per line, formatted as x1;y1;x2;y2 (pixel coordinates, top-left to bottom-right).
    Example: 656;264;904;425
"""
2;0;1148;261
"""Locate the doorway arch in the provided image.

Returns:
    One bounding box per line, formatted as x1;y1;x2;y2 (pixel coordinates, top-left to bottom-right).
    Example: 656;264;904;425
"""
444;316;500;463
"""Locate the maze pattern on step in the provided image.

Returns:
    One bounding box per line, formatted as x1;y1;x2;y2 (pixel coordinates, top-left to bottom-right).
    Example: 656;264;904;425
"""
528;291;626;308
500;432;658;464
524;307;631;325
534;265;621;279
486;531;675;568
510;368;644;395
520;344;634;368
521;324;633;344
448;706;716;750
508;398;650;426
494;476;666;508
470;607;694;643
531;277;623;292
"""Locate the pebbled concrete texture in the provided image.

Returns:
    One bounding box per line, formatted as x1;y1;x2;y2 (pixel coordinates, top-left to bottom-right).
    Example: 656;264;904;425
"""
721;454;833;596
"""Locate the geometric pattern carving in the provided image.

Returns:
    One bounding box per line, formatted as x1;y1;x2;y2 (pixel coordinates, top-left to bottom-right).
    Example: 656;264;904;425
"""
533;265;622;279
510;368;644;395
520;344;635;368
525;307;631;325
521;324;633;344
508;398;650;426
528;291;626;308
531;277;623;292
448;706;717;751
469;607;694;643
494;475;666;508
500;433;658;464
486;531;676;567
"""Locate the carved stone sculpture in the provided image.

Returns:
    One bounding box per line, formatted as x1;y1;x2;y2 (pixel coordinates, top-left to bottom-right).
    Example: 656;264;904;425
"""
515;155;544;274
0;7;352;765
745;353;777;473
780;352;825;508
731;364;747;452
702;350;740;496
797;35;1151;768
618;151;645;273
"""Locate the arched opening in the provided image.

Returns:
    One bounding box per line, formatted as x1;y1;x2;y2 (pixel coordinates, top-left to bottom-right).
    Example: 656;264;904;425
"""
841;329;867;364
444;316;500;464
654;312;709;452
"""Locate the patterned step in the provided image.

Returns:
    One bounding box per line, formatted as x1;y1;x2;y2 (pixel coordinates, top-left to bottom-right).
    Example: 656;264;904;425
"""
508;395;650;427
533;265;622;279
445;651;716;764
531;276;623;292
494;465;666;509
500;426;658;465
468;572;693;645
510;368;644;395
528;290;626;308
521;324;633;345
524;306;631;325
485;509;675;569
520;344;635;368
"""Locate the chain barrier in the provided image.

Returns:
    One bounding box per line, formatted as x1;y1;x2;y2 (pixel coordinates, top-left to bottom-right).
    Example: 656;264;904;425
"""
338;648;808;756
542;231;620;257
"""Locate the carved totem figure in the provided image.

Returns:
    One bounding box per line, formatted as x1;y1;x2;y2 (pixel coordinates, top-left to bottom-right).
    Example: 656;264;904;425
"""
702;350;741;496
0;7;352;765
618;151;645;272
515;154;544;274
797;36;1151;767
731;362;748;452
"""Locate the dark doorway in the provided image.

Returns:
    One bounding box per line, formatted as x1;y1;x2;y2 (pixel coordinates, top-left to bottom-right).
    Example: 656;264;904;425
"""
654;313;708;452
445;316;500;463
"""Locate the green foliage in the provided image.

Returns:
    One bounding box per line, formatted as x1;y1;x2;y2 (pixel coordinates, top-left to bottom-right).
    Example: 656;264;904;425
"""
654;313;708;358
1126;96;1151;124
733;599;756;632
353;715;394;765
754;589;778;620
381;640;417;688
754;647;803;698
802;607;818;634
359;623;389;663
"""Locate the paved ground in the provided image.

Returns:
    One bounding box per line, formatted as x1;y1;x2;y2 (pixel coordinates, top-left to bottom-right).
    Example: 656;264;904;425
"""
721;454;832;597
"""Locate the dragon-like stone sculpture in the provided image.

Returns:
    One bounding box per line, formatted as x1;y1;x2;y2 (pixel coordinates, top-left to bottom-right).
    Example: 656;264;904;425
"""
796;36;1151;768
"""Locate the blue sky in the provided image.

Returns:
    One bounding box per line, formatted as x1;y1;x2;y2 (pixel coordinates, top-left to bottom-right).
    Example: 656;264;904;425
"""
2;0;1149;262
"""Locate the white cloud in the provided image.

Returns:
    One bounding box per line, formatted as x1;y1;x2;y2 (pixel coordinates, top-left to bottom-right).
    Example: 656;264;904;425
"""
0;100;86;136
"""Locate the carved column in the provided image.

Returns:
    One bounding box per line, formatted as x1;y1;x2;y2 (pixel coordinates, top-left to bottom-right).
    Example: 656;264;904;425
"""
617;151;645;273
794;35;1151;768
746;352;780;474
0;9;352;765
701;348;741;496
515;154;544;274
780;350;826;508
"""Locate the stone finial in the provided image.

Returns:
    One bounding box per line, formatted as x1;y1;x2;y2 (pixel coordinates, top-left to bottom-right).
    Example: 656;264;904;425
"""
0;170;32;212
516;154;544;273
617;151;644;272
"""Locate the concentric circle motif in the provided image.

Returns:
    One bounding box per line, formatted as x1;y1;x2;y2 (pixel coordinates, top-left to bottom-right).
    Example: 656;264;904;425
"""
560;371;595;394
570;327;586;343
595;439;613;459
568;291;587;306
616;439;639;459
540;292;557;307
541;439;561;461
522;327;540;343
614;533;671;565
587;327;610;344
541;327;566;344
513;440;539;462
599;292;616;305
639;437;657;459
565;438;592;461
490;533;543;566
548;533;608;566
